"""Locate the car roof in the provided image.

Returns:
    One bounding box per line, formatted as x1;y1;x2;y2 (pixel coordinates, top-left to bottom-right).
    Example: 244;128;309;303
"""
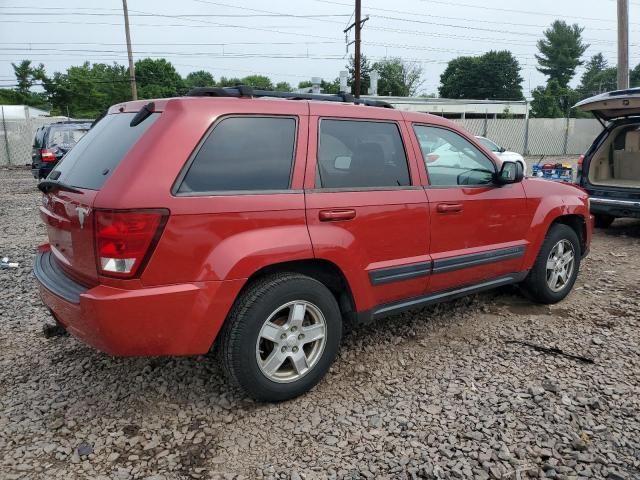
110;96;460;127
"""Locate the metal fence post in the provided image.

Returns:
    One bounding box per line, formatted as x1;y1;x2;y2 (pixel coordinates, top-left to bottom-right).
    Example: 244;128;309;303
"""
522;100;530;155
1;106;11;166
483;110;488;137
563;115;570;155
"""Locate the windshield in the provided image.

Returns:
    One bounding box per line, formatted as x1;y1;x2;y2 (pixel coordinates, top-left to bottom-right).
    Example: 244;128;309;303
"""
476;137;501;152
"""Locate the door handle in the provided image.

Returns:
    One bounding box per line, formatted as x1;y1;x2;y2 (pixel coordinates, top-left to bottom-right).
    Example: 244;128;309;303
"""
319;209;356;222
436;203;463;213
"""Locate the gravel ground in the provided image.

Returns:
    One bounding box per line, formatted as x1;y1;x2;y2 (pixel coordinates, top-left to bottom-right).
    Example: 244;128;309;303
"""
1;166;639;480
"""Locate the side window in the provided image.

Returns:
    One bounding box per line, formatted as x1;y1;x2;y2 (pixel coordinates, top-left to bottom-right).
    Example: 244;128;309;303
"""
33;128;43;148
414;125;496;187
178;116;296;193
317;119;411;189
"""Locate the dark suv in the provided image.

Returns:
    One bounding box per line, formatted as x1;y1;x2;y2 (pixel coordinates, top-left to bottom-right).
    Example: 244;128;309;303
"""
575;88;640;227
32;121;92;179
34;88;591;401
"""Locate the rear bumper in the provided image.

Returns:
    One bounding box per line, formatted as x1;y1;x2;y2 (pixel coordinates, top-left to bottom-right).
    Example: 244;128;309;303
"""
34;250;243;356
590;196;640;219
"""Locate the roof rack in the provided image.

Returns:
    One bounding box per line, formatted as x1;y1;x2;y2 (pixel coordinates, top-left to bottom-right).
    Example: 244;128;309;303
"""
185;85;394;109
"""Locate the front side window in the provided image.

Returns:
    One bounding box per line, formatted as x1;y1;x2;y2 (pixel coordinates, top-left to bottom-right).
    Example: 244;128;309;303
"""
179;116;296;193
317;119;411;189
414;126;495;187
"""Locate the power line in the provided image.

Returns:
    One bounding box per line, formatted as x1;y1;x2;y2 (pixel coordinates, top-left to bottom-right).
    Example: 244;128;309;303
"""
313;0;620;31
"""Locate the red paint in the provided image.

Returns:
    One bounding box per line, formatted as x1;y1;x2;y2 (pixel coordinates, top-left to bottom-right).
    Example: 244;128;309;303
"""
36;97;592;356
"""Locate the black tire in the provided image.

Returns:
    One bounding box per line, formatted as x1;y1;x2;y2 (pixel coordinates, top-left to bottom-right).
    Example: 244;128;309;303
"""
522;224;581;304
219;273;342;402
593;214;615;229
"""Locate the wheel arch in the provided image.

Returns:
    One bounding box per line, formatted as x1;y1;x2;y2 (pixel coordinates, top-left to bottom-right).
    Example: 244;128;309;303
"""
550;214;588;256
238;259;357;325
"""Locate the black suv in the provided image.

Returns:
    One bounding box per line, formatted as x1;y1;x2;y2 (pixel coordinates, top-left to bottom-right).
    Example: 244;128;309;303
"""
32;121;92;179
575;88;640;227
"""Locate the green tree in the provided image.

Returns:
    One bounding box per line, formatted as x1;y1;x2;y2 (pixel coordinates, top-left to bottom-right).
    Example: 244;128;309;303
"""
535;20;589;88
135;58;184;99
11;60;46;95
577;55;640;99
217;76;243;87
372;57;423;96
632;64;640;87
439;51;524;100
577;53;617;98
44;62;130;118
185;70;215;89
275;81;292;92
530;79;580;118
240;75;273;89
346;55;372;94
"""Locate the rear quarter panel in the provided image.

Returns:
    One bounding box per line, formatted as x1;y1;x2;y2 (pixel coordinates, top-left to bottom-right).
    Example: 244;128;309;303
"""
521;178;591;269
95;98;313;286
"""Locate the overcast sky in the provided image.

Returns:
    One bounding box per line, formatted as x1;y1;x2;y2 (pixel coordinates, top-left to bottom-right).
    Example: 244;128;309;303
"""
0;0;638;98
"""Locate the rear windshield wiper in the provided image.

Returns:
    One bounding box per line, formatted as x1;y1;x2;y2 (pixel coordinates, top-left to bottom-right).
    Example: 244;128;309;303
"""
38;180;83;194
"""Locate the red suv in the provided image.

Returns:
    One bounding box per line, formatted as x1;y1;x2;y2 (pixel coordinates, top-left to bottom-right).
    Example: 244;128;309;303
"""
34;87;592;401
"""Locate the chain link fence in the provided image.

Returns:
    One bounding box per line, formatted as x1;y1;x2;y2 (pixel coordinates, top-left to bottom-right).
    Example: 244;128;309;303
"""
0;106;76;167
453;117;603;156
1;105;603;166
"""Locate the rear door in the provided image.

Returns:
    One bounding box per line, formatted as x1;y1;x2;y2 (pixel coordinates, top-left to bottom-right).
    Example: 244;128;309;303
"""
305;107;430;312
574;88;640;121
410;124;530;293
40;112;160;284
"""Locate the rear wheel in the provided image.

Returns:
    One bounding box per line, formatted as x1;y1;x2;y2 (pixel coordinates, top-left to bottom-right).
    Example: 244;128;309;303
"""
593;214;615;229
219;273;342;402
522;224;581;304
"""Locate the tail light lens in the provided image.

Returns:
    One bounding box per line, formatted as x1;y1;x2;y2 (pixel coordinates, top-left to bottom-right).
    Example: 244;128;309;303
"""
576;154;584;179
94;209;168;278
40;149;56;162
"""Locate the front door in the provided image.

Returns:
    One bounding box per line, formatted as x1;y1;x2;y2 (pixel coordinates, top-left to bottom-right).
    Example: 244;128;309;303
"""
305;112;431;312
411;124;531;293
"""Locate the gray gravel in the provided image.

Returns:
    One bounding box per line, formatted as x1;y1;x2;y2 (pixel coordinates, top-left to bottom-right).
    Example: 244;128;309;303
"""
1;167;639;480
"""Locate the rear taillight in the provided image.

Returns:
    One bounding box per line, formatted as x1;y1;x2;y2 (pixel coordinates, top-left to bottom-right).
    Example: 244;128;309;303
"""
40;149;56;162
94;209;168;278
576;155;584;179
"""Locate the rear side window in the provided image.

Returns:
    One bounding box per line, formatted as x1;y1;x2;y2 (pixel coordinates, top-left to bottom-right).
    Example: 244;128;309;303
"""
33;128;44;148
317;119;410;189
178;116;296;193
52;113;159;190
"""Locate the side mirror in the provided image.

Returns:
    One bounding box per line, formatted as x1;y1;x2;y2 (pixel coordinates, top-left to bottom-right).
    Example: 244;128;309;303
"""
499;146;507;153
334;155;351;170
496;160;524;185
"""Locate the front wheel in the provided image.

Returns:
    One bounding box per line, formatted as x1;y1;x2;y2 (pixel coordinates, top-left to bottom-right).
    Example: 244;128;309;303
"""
522;224;581;304
219;273;342;402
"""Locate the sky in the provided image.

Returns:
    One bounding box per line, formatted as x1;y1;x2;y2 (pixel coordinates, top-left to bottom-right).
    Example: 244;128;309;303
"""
0;0;638;98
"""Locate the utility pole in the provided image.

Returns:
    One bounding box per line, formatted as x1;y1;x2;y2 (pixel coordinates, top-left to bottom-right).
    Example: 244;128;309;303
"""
344;1;368;98
354;0;362;98
122;0;137;100
617;0;629;90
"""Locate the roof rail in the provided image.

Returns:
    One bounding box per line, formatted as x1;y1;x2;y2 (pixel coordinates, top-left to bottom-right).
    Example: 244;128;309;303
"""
185;85;394;109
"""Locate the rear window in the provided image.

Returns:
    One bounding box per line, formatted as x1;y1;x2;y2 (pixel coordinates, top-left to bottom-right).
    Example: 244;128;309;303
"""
46;125;90;149
177;116;296;193
51;113;159;190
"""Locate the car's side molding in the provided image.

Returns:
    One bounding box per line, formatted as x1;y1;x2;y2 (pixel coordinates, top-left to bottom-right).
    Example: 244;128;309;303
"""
357;271;529;324
368;261;431;285
367;246;526;286
432;246;525;274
